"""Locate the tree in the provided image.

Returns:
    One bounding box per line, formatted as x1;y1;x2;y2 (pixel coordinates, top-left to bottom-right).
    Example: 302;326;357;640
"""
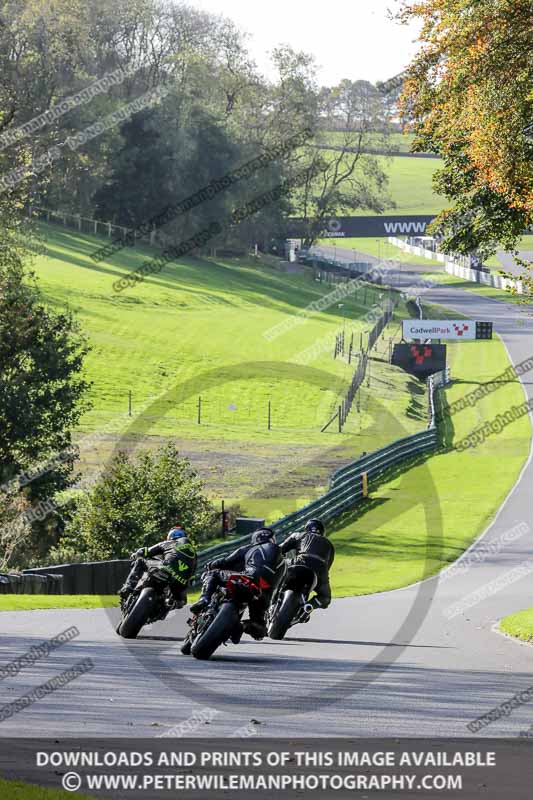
0;245;91;502
0;494;31;571
54;445;217;561
292;79;394;247
399;0;532;269
93;108;177;226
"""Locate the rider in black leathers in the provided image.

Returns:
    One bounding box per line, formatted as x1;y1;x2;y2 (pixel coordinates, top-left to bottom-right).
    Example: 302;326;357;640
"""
119;526;197;608
190;528;283;639
279;518;334;612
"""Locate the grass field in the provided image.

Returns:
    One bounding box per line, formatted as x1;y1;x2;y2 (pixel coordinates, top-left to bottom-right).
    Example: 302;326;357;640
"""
323;131;418;154
499;607;533;643
28;223;532;600
31;222;436;518
0;595;119;611
328;334;531;596
34;224;402;446
314;151;446;216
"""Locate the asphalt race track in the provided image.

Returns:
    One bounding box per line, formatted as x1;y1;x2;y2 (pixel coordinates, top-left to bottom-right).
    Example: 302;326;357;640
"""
1;262;533;740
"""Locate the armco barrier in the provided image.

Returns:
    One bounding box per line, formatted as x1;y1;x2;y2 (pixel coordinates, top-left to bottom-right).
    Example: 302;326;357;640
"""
0;572;64;594
23;560;130;595
387;235;524;295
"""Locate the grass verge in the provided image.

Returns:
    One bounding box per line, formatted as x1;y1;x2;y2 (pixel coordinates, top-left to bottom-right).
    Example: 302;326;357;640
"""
0;595;119;612
33;222;435;517
0;779;94;800
328;333;531;596
499;608;533;643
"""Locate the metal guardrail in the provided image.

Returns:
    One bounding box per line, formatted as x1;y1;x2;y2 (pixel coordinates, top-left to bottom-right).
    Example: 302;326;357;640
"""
193;368;450;579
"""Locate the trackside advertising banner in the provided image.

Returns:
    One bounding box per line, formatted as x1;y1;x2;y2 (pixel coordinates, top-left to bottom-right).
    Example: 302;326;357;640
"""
287;215;436;238
402;320;476;340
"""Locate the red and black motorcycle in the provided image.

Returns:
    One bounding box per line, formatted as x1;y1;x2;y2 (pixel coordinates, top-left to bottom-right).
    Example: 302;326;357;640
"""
182;572;266;660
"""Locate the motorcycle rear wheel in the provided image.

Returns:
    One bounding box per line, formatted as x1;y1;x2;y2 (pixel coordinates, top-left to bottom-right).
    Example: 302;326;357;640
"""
191;602;239;660
268;590;300;640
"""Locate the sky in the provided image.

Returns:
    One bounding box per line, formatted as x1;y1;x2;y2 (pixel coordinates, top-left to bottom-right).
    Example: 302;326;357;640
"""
190;0;423;86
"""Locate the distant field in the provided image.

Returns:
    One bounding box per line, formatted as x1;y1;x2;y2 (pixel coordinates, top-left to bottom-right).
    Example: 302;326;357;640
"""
514;234;533;250
323;131;418;154
302;150;446;217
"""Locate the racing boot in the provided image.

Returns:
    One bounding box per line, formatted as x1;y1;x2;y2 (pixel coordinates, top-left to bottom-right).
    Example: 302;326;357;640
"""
230;622;244;644
242;620;267;640
189;596;209;615
190;573;219;615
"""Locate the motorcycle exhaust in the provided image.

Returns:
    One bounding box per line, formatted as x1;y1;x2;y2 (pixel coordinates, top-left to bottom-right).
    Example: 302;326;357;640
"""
302;603;313;615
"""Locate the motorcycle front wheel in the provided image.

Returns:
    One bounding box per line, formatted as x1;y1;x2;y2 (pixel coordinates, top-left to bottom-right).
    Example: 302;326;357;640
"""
119;587;157;639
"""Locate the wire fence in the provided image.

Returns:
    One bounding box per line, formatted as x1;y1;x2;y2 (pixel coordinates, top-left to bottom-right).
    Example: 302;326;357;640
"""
80;387;352;435
192;366;450;580
322;302;394;433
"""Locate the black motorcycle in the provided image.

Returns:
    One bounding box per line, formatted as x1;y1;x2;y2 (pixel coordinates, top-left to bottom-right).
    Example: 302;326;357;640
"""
267;561;317;640
181;572;263;660
117;558;183;639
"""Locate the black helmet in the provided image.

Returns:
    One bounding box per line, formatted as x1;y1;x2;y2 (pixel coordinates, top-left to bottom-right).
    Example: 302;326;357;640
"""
305;518;325;536
251;527;275;545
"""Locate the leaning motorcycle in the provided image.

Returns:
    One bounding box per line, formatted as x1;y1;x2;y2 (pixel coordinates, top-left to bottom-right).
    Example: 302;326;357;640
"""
182;572;264;660
267;561;317;640
117;557;183;639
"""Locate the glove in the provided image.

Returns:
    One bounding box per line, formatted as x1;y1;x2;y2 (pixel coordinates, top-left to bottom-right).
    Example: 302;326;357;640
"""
131;548;144;560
